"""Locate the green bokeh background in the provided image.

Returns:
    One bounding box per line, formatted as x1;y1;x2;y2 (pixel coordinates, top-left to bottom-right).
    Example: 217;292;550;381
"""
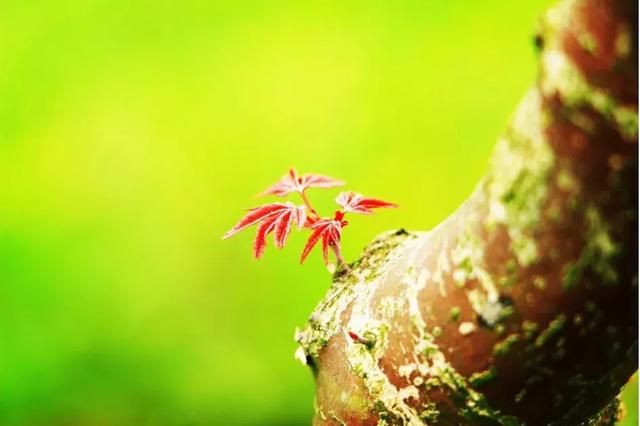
0;1;636;425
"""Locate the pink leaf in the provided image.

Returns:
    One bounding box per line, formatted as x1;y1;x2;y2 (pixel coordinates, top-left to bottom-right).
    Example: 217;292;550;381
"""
300;211;348;265
254;220;276;259
223;202;306;259
321;229;330;264
335;191;397;215
261;168;344;197
299;173;345;190
300;226;324;264
222;203;288;239
293;205;307;230
273;211;291;248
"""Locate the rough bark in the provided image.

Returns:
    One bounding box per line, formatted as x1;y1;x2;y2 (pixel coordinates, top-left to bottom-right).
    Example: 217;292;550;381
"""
294;0;638;424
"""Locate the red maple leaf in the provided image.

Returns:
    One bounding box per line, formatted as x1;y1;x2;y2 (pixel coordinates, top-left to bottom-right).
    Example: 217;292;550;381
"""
222;202;306;259
335;191;398;215
223;168;398;268
261;168;344;197
300;211;348;265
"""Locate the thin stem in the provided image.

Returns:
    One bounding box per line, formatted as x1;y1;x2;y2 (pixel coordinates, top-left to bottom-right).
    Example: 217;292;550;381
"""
330;243;348;270
300;190;320;219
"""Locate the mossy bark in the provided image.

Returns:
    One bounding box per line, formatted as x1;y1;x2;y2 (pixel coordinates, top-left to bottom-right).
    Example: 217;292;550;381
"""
295;0;638;424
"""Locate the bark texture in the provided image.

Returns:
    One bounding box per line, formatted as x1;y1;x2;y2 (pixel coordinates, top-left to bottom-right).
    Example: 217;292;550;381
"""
295;0;638;424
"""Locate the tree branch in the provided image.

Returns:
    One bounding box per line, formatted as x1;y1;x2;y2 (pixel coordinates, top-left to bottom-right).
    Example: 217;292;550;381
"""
295;0;638;424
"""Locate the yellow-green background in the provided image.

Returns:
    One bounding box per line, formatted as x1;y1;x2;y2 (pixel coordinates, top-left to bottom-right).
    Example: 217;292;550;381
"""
0;1;636;424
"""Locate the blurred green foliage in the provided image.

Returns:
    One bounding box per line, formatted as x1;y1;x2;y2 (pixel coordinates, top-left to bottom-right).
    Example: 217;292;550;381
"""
0;0;635;425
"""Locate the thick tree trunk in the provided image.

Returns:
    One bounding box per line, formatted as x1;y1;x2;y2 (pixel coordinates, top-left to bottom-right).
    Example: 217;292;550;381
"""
295;0;638;424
